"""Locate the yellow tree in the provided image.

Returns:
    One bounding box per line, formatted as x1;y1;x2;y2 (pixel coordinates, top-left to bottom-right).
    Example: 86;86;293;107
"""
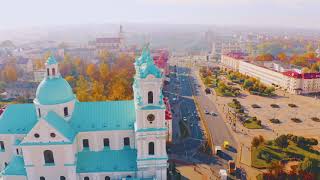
108;78;129;100
277;52;287;61
90;80;106;101
75;76;89;102
99;63;109;82
65;75;75;87
98;50;110;63
3;65;18;82
86;63;97;80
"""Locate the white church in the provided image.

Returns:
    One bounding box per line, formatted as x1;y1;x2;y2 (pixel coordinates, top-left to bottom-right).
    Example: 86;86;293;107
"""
0;47;170;180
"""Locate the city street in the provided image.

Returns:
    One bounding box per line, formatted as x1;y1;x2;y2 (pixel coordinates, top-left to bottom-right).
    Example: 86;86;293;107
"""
166;60;245;179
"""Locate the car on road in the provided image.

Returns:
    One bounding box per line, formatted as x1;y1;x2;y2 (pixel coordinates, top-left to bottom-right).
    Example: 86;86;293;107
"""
204;110;210;114
183;117;187;122
228;160;236;174
219;169;227;180
215;146;222;155
211;112;217;116
223;141;229;150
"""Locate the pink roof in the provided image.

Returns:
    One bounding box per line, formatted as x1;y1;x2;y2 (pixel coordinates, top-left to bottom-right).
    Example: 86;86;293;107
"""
282;71;320;79
96;38;120;43
224;52;247;60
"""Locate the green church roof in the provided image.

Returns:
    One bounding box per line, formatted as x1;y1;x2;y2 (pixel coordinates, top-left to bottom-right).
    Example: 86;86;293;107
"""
135;45;162;79
35;77;75;105
76;149;137;173
46;55;58;65
0;104;37;134
1;156;27;176
69;100;136;132
45;111;77;142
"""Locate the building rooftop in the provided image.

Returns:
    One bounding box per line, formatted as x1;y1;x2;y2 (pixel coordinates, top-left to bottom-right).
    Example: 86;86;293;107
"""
0;100;136;135
76;149;137;173
282;71;320;79
1;156;27;176
96;38;121;44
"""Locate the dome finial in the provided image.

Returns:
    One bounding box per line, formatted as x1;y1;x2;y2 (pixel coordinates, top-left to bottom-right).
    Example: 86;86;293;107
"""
46;55;58;65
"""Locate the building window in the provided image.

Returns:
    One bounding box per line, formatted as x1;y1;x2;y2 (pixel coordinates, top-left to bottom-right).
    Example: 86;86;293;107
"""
38;108;41;117
105;176;110;180
84;177;89;180
0;141;5;151
64;107;69;117
127;176;132;178
124;137;130;146
103;138;110;148
147;114;155;124
83;139;89;149
40;177;45;180
50;133;56;138
52;68;56;76
148;91;153;104
34;133;40;138
16;148;19;155
60;176;66;180
47;68;50;76
4;162;8;167
148;142;155;155
43;150;54;164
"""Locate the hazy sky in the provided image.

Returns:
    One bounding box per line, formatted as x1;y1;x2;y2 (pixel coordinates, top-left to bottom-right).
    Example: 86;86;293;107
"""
0;0;319;29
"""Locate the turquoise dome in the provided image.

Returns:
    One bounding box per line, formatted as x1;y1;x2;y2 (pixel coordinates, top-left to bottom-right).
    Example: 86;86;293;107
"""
35;77;75;105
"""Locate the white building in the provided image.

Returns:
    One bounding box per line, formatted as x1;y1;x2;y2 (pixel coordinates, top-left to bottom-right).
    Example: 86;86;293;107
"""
221;54;320;94
0;48;169;180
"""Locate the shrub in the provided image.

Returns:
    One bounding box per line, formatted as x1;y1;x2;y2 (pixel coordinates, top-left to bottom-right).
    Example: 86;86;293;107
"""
270;104;280;108
288;103;298;108
252;136;261;148
257;120;262;126
260;151;272;163
291;118;302;123
311;117;320;122
275;135;289;148
252;117;258;121
251;104;261;108
270;118;281;124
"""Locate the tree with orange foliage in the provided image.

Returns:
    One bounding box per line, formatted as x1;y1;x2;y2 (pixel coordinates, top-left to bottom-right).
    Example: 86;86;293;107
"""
90;80;106;101
86;63;98;80
75;76;89;102
255;53;274;61
3;64;18;82
99;63;109;82
277;52;287;61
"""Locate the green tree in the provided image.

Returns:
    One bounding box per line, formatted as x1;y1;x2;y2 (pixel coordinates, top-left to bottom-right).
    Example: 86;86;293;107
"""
300;158;319;173
275;135;289;148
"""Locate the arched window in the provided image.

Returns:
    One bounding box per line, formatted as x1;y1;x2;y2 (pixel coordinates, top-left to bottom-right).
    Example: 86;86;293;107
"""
43;150;54;164
124;137;130;146
47;68;50;76
148;142;155;155
105;176;110;180
148;91;153;104
60;176;66;180
64;107;69;117
103;138;110;147
40;177;45;180
52;68;56;76
84;177;89;180
16;148;19;155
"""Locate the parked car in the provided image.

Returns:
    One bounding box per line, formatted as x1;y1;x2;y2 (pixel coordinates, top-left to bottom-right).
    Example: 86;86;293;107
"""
228;160;236;174
219;169;227;180
183;117;187;121
211;112;217;116
215;146;222;155
204;110;210;114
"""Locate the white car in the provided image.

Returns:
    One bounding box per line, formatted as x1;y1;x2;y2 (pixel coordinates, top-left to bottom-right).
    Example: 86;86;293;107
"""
183;117;187;121
219;169;227;180
211;112;217;116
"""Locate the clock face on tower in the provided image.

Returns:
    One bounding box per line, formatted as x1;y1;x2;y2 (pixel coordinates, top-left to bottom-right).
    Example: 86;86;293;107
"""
147;114;155;123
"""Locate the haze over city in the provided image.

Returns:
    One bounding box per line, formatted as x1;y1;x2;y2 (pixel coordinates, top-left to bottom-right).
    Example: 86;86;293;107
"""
0;1;319;180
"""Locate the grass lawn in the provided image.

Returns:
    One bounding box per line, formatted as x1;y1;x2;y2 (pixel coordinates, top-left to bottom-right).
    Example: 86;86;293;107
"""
251;141;320;169
243;119;262;129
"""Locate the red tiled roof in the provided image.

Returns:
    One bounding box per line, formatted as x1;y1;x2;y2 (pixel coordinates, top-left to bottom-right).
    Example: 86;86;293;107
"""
224;52;247;60
282;71;320;79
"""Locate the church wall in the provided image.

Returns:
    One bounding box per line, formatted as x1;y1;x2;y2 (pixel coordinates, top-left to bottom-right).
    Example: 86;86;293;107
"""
76;130;135;152
26;165;76;180
0;134;17;171
3;175;27;180
79;171;135;180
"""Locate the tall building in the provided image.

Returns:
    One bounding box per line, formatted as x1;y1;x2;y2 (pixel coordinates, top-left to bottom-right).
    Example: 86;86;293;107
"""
0;47;168;180
95;25;125;53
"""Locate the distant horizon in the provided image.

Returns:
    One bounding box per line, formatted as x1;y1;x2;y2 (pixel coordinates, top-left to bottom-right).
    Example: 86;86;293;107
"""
1;0;320;30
